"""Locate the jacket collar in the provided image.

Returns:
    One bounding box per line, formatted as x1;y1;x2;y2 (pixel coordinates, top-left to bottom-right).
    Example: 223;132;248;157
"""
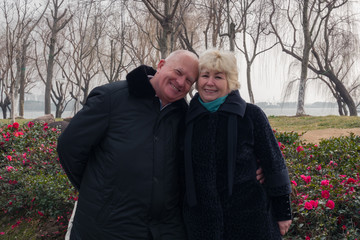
186;90;247;124
126;65;156;98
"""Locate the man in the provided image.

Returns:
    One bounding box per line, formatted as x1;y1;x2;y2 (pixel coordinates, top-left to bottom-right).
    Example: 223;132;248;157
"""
58;50;199;239
58;50;264;239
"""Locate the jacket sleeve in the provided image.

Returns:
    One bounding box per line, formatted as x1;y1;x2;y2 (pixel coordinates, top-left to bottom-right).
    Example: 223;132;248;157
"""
57;85;111;190
250;105;292;197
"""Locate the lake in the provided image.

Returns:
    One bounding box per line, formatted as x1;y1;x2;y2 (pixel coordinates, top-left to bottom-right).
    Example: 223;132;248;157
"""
19;106;345;120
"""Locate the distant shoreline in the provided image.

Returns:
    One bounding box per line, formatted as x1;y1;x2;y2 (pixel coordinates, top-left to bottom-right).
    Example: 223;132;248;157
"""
2;101;358;119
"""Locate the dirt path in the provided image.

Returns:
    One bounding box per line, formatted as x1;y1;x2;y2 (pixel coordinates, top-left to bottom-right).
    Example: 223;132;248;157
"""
300;128;360;144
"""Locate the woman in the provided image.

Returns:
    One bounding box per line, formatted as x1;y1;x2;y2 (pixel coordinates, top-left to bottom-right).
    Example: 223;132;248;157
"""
183;49;292;240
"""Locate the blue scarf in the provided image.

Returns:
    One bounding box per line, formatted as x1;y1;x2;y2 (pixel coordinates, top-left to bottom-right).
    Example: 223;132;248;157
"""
198;95;228;112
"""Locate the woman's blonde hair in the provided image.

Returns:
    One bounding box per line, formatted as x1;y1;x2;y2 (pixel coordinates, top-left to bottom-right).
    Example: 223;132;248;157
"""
197;49;240;91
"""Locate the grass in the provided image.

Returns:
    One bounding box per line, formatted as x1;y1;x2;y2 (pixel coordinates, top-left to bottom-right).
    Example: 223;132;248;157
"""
0;118;64;125
267;115;360;132
2;116;359;132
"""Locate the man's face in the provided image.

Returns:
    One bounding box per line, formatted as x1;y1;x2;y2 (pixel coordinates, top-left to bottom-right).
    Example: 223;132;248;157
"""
152;54;198;105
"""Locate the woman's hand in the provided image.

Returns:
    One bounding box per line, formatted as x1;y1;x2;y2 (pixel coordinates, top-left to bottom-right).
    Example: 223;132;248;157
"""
278;220;292;235
256;166;265;184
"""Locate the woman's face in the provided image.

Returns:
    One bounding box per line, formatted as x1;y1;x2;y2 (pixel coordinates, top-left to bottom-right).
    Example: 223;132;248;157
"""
197;68;230;102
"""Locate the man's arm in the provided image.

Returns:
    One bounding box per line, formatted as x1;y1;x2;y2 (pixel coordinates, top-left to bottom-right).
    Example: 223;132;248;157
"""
57;86;110;190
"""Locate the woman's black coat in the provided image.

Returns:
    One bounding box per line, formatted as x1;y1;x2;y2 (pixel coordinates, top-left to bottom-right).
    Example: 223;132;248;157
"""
183;91;292;240
57;65;188;240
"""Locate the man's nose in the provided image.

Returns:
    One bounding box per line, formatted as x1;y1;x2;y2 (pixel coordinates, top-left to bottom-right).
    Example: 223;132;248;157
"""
176;76;187;87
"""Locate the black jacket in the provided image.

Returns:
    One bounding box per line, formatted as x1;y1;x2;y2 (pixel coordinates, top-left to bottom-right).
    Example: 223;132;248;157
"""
57;65;188;240
183;91;291;240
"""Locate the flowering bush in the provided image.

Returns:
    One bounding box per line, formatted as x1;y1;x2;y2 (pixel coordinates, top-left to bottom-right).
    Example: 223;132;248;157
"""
0;124;359;239
275;131;360;239
0;122;77;238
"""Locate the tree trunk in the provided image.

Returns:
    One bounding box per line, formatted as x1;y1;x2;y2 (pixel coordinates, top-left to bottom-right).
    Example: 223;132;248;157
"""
246;64;254;104
296;0;310;116
19;41;28;118
45;34;56;115
326;72;357;116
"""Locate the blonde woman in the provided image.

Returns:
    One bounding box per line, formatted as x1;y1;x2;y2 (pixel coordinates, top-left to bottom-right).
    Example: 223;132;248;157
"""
183;49;292;239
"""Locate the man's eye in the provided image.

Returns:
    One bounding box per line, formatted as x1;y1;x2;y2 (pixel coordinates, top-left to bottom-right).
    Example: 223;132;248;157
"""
201;75;209;78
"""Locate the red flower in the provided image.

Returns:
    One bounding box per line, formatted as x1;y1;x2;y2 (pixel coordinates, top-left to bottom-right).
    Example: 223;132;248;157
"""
347;178;356;184
38;211;44;216
309;200;318;209
6;166;14;172
6;155;12;161
296;146;304;152
27;121;34;128
291;180;297;186
316;165;321;171
300;175;311;184
321;180;330;186
306;236;311;240
326;200;335;210
43;126;49;131
322;190;330;199
342;225;346;230
304;202;313;210
278;142;286;150
8;180;18;184
12;122;19;129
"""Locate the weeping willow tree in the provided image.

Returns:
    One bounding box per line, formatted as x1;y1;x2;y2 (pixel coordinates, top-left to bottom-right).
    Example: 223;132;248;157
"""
270;0;358;116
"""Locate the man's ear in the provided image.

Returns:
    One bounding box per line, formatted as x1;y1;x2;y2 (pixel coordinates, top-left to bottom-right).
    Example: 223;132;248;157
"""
157;59;165;70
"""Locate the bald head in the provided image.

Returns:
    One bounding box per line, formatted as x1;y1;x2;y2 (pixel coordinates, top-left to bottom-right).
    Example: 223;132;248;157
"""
150;50;199;106
165;50;199;65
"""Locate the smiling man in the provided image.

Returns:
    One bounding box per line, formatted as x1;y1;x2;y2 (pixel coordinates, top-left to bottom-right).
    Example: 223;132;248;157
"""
58;50;199;240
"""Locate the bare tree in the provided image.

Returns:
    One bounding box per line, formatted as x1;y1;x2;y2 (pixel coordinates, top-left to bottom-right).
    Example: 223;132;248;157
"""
180;0;224;52
44;0;72;115
96;1;132;83
125;2;163;67
17;1;49;118
0;28;12;119
59;0;102;114
1;0;49;122
219;0;237;51
234;0;278;104
0;58;11;118
34;26;70;118
270;0;358;116
140;0;185;58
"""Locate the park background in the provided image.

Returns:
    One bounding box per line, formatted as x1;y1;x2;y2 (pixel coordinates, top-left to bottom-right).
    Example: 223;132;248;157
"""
1;0;360;239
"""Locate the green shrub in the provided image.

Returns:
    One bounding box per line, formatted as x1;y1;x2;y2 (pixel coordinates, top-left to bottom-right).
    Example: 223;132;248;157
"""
273;129;303;145
280;133;360;239
0;122;77;238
